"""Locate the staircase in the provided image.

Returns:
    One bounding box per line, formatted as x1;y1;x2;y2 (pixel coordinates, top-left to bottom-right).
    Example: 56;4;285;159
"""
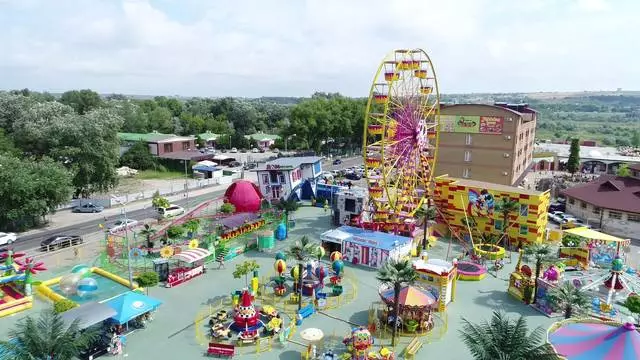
216;247;229;262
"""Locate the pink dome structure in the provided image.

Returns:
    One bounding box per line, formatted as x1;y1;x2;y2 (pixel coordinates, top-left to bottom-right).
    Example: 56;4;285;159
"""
224;180;263;213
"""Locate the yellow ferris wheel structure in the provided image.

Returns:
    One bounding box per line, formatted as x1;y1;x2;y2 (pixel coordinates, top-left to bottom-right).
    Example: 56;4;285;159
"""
360;48;441;234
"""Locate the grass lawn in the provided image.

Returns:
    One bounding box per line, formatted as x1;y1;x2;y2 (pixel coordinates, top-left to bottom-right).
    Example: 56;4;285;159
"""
135;170;185;180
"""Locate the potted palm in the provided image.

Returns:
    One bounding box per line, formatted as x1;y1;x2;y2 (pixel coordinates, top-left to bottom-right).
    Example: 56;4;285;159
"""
547;281;589;319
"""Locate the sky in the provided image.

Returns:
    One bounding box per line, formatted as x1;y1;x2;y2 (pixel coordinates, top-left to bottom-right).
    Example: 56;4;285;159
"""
0;0;638;97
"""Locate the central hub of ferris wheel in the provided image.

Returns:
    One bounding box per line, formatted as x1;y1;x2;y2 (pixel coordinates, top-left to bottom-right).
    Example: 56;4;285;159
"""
359;49;440;235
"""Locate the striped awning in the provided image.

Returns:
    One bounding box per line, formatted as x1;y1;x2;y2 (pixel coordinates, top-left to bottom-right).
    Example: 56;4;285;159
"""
172;248;212;264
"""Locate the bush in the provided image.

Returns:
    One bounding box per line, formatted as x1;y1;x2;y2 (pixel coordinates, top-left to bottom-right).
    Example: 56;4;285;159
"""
220;203;235;214
135;271;160;288
166;225;185;241
54;299;78;314
151;191;170;209
120;141;157;170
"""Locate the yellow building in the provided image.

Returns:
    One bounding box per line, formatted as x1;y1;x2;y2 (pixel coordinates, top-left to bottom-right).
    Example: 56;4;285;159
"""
433;176;550;246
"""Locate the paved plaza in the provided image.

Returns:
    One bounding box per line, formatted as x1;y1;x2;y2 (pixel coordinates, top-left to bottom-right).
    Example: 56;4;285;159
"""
0;205;597;359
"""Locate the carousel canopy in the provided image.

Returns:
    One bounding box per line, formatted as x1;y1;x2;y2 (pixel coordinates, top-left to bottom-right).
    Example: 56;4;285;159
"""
549;321;640;360
564;227;630;245
172;248;211;264
380;286;437;308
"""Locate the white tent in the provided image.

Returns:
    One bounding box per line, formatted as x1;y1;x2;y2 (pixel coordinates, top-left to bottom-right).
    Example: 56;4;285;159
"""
320;229;352;244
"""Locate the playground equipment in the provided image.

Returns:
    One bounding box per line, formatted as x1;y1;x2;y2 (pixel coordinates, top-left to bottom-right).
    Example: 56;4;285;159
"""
224;180;263;213
361;49;440;235
507;250;535;304
342;327;374;360
412;258;457;312
0;252;43;318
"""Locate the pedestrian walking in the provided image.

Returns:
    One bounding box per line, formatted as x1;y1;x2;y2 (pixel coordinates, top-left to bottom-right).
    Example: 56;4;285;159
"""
218;258;225;269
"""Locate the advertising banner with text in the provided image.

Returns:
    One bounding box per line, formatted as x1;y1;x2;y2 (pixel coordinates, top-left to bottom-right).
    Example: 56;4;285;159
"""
479;116;504;134
453;115;480;133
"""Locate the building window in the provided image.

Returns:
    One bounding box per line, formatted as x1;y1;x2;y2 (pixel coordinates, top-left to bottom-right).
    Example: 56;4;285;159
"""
580;201;587;209
494;220;503;231
182;141;190;150
593;207;601;215
279;174;286;183
519;225;528;235
609;211;622;220
462;168;470;178
464;151;471;162
519;204;528;217
568;198;575;205
269;172;279;183
163;143;173;153
262;174;269;184
465;134;472;145
628;214;640;222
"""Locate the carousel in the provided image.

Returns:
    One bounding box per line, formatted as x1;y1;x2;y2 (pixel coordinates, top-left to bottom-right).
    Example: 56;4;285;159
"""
376;285;436;333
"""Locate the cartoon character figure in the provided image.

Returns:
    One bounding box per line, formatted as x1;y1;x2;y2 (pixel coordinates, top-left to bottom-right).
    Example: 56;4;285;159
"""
467;189;494;216
370;249;379;268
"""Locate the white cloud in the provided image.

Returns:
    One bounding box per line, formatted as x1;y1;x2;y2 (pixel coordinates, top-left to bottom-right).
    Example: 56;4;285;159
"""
0;0;637;96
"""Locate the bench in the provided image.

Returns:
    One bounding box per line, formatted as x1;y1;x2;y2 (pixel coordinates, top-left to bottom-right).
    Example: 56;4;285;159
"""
207;342;235;358
298;303;315;319
404;337;422;360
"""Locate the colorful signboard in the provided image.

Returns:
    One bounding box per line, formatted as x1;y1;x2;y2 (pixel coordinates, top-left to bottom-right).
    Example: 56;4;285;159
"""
479;116;504;134
439;115;456;132
453;115;480;133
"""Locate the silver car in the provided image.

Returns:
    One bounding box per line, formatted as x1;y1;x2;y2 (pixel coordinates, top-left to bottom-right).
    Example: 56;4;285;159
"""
73;203;105;213
108;219;139;233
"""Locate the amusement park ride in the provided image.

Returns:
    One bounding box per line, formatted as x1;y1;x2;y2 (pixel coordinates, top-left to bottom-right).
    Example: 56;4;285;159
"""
360;49;440;236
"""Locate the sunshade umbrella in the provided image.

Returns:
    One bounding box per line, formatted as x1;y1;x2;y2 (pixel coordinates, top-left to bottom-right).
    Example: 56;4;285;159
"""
549;321;640;360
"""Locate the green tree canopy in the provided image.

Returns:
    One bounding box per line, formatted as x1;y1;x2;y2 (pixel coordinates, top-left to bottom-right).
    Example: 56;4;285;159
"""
120;141;157;170
59;89;103;115
0;154;73;231
616;164;631;177
567;138;581;174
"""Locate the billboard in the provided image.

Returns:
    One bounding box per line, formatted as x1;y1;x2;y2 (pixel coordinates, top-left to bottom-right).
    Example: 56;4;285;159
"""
479;116;504;134
439;115;504;134
453;115;480;133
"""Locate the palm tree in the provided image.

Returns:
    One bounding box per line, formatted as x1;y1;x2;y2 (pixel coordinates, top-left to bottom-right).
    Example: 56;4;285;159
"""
139;224;157;248
547;282;589;319
275;197;299;236
286;235;318;310
376;258;418;347
0;309;98;360
495;197;520;248
460;311;558;360
524;243;555;304
415;202;437;251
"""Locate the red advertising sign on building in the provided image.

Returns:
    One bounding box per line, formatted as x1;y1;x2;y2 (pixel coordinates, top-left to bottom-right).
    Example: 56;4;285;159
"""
479;116;503;134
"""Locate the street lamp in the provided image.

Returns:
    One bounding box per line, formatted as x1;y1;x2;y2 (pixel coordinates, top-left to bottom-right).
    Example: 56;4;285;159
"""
184;151;192;211
110;195;135;290
284;133;297;153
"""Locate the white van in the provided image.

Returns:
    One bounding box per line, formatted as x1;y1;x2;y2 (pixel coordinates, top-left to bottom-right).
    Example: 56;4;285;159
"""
157;204;185;219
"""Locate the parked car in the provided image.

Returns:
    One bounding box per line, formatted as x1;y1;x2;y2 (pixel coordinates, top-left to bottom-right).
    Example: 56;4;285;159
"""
0;232;17;247
548;211;565;224
332;159;342;165
560;215;578;225
240;148;247;153
251;148;259;153
78;334;112;360
72;203;105;213
230;147;238;153
548;202;566;213
108;219;139;233
229;161;242;167
40;235;83;252
157;205;185;219
345;172;362;180
259;148;266;153
564;219;591;229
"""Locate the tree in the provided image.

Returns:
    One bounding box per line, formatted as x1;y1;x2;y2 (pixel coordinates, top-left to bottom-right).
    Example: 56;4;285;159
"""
151;191;170;209
135;271;160;295
495;197;520;247
567;138;581;174
631;130;640;148
53;299;78;314
415;202;436;251
286;236;318;311
183;219;201;238
547;281;589;319
625;294;640;324
524;244;554;304
0;308;98;360
616;164;631;177
275;198;299;235
459;311;557;360
139;224;157;248
232;260;261;287
0;128;18;155
166;225;185;243
120;141;157;170
376;258;417;347
148;107;173;133
0;154;73;231
220;203;235;214
59;89;103;115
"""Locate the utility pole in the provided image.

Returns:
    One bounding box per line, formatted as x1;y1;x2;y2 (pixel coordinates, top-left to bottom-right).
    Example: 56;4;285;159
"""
184;159;190;210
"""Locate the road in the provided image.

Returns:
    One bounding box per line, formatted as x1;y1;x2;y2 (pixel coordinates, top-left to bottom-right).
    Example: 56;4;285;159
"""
13;189;226;252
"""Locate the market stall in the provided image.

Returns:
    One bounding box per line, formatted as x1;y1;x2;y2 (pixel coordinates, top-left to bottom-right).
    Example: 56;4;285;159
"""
167;248;211;287
105;292;162;333
320;226;412;268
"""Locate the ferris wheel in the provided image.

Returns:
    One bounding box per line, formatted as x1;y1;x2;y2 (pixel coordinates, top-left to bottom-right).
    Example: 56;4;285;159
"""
362;49;440;229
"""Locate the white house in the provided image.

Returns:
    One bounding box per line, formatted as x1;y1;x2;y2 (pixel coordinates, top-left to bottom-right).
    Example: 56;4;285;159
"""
254;156;323;201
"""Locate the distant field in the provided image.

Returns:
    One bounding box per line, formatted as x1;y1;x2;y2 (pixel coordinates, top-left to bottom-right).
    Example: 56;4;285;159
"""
135;170;184;180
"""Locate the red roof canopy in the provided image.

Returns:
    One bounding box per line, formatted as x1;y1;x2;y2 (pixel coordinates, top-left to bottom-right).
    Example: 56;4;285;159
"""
561;175;640;213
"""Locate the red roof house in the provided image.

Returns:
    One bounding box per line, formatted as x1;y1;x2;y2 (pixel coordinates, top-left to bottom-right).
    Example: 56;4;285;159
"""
561;175;640;214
